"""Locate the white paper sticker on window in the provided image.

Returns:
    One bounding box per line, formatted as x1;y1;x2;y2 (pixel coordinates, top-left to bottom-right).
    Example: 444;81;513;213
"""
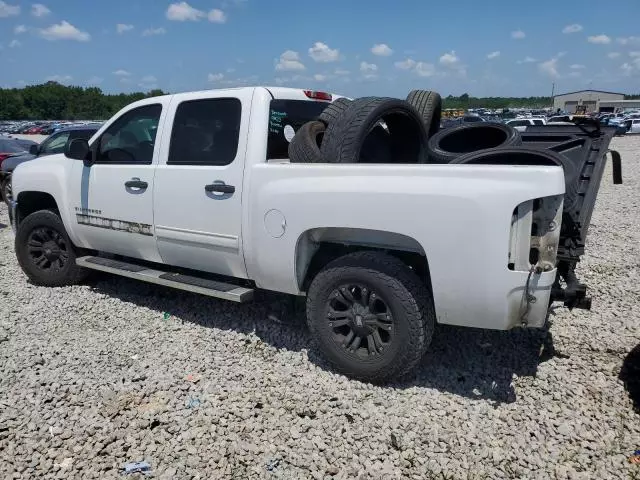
283;124;295;143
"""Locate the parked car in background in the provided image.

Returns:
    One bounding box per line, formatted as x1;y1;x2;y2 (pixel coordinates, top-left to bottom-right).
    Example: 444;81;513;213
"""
506;118;546;132
0;137;28;202
626;119;640;134
11;138;39;150
1;125;99;204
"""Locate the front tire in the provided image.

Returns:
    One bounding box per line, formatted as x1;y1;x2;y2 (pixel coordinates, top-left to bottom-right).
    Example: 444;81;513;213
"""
15;210;89;287
1;177;11;205
306;251;435;383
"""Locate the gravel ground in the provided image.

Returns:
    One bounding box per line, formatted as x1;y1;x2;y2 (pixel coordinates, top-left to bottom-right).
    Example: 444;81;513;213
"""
1;136;639;479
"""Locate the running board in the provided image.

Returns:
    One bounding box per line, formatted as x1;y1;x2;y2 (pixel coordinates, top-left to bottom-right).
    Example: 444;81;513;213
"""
76;256;254;303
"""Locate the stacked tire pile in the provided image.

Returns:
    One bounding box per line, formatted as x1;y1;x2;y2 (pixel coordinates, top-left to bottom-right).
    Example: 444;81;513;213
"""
288;89;565;169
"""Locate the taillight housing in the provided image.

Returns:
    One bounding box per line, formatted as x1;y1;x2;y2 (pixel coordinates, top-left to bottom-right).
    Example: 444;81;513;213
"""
304;90;332;101
508;194;564;272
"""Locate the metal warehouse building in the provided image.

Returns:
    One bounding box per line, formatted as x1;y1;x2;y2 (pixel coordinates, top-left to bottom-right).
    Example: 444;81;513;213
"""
553;90;625;113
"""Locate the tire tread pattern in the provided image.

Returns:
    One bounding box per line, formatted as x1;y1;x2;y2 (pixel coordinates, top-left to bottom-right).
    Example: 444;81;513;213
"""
406;90;442;138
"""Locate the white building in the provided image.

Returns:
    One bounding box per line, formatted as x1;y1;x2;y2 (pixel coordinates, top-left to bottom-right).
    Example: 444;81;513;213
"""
553;90;625;113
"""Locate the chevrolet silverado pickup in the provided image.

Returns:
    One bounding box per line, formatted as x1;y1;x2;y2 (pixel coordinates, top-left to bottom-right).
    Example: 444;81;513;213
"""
8;87;618;382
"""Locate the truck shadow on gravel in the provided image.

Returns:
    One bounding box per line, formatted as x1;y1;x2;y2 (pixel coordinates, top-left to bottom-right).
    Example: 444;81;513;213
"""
620;343;640;414
87;276;567;405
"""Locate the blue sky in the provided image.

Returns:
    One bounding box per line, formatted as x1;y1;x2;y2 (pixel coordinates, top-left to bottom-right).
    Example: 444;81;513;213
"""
1;0;639;97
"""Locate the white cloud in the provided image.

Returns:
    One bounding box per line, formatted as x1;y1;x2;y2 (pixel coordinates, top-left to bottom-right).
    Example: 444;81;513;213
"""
208;9;226;23
487;51;500;60
511;30;525;39
562;24;582;34
334;69;349;76
393;58;436;77
629;51;640;57
439;50;459;65
39;21;90;41
587;34;611;44
112;69;131;77
621;63;634;75
208;73;224;82
9;39;20;48
313;74;327;81
415;62;436;77
274;74;310;85
116;23;134;34
142;27;166;36
394;58;416;70
570;64;585;69
617;36;640;45
360;61;377;73
141;75;157;83
607;52;621;59
538;54;563;78
46;74;72;84
371;43;393;56
275;50;305;71
31;3;50;17
86;76;103;85
517;56;537;64
166;2;203;21
0;1;20;17
308;42;339;62
14;24;27;34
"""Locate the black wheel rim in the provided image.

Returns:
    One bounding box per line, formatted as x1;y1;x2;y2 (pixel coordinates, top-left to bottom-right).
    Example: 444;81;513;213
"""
27;227;69;272
326;284;394;358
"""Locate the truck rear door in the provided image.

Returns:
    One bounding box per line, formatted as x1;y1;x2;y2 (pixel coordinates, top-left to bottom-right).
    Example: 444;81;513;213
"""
152;89;253;278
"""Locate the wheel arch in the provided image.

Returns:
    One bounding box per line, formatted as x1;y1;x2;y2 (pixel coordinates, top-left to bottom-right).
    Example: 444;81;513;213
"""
295;227;433;294
15;191;60;225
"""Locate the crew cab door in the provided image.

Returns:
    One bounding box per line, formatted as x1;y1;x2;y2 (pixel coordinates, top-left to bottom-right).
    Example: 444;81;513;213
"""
69;100;169;262
152;90;252;278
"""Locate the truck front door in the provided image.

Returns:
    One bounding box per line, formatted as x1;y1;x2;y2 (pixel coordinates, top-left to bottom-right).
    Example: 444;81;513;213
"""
152;90;251;278
69;100;168;262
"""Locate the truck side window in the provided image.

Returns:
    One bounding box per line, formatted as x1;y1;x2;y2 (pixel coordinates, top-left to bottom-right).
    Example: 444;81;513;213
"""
96;104;162;165
168;98;241;166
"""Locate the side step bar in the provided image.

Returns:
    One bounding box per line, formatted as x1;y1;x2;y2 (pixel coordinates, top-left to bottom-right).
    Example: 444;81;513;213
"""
76;256;254;303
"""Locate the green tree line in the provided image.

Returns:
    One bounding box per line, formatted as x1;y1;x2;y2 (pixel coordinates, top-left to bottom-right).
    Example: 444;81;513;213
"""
0;82;167;120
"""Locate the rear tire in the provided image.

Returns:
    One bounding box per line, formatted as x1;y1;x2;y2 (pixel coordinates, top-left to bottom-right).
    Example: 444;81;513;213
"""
306;251;435;383
15;210;89;287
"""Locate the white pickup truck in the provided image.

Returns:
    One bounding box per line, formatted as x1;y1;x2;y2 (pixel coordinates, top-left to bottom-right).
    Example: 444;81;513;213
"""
8;86;616;383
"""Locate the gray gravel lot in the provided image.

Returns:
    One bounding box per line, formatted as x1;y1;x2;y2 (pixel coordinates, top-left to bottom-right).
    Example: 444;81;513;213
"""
1;136;639;479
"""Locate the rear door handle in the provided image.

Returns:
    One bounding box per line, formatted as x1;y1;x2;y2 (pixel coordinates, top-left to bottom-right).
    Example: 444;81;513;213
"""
205;183;235;194
125;179;148;189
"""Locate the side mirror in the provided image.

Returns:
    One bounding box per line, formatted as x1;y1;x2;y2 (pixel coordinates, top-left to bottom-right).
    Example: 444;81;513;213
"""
65;138;90;162
29;144;39;155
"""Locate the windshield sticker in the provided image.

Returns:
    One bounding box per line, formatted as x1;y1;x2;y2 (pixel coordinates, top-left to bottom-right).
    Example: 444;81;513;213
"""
283;124;295;143
269;110;286;134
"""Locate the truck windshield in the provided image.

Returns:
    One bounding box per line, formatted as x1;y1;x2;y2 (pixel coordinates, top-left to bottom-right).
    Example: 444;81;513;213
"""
267;99;331;159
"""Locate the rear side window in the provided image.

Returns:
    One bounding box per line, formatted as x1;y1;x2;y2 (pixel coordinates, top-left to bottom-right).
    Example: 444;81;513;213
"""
267;99;331;159
509;120;529;127
533;120;544;125
168;98;241;166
